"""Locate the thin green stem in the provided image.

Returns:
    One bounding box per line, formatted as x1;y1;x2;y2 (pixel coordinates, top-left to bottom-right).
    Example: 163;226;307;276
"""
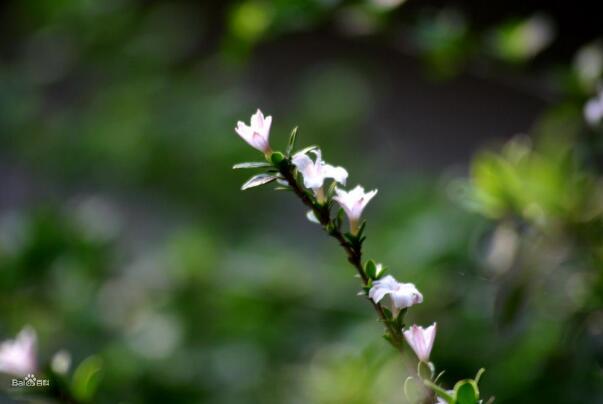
275;158;438;403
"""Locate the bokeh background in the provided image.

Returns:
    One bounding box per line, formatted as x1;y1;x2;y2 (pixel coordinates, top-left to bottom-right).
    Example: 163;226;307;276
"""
1;0;602;403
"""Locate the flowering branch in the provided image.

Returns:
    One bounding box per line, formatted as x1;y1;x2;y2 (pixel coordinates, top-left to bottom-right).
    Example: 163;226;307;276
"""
277;155;407;348
233;109;491;404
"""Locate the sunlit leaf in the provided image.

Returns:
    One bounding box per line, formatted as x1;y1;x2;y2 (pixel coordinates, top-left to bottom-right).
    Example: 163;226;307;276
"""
71;356;103;402
241;173;278;190
286;126;298;156
233;161;272;169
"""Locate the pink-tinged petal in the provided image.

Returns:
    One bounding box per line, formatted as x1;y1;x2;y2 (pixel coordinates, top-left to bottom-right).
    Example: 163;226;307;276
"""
251;109;265;128
251;132;270;153
0;326;38;376
369;275;394;303
334;185;377;228
235;122;252;142
403;323;436;362
292;153;313;171
369;276;423;315
369;287;389;304
321;164;348;185
263;115;272;138
235;110;272;153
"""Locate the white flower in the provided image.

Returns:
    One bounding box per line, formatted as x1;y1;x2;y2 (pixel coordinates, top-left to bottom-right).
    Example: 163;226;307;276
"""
368;275;423;316
333;185;378;234
235;109;272;154
584;90;603;127
292;149;348;203
0;326;37;376
403;323;437;363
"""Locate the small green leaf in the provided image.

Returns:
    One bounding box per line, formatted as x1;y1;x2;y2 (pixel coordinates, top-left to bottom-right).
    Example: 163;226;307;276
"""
455;381;479;404
356;220;367;238
335;208;345;229
241;174;278;190
365;260;377;279
270;151;285;165
286;127;298;155
344;232;355;244
233;161;272;169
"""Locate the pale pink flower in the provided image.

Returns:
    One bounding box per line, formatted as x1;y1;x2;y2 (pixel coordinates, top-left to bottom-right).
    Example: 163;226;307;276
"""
0;326;37;376
368;275;423;316
403;323;437;363
333;185;377;234
292;149;347;203
235;109;272;154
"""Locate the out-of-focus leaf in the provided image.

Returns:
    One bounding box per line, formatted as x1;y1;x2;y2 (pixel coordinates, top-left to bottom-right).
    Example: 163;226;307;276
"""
71;355;103;402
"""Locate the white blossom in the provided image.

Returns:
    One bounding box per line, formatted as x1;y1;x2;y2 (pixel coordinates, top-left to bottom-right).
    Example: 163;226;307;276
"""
292;149;347;203
368;275;423;316
235;109;272;154
333;185;377;234
403;323;437;363
584;89;603;126
0;326;37;376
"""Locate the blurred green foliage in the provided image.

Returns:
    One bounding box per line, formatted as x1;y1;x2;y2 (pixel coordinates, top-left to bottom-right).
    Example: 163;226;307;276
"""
0;0;602;403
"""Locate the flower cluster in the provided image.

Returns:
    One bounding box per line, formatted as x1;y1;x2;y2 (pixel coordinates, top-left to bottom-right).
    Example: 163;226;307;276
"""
233;109;491;403
234;109;378;236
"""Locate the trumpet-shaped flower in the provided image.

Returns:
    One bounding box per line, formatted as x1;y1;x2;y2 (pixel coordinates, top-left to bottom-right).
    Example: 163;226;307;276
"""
0;326;37;376
292;149;348;203
235;109;272;154
333;185;377;234
585;90;603;126
403;323;437;363
368;275;423;316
